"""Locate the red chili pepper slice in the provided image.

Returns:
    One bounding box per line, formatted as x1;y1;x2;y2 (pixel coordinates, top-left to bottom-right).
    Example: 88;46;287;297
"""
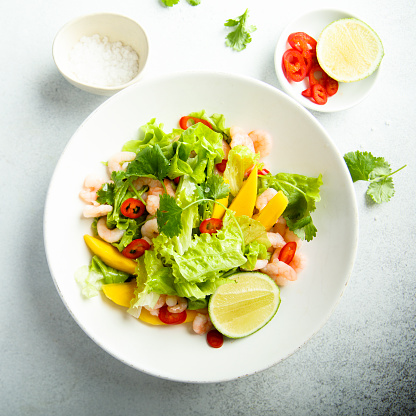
158;305;187;325
301;50;313;75
173;176;181;185
258;168;270;176
179;116;212;130
309;64;328;87
325;77;339;96
122;238;150;259
216;159;227;173
301;87;312;98
282;49;308;82
288;32;317;54
207;329;224;348
312;84;328;105
278;242;297;265
199;218;223;235
120;198;145;219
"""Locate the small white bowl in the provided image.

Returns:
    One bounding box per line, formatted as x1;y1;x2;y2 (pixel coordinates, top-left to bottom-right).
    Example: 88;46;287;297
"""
274;9;382;112
53;13;149;96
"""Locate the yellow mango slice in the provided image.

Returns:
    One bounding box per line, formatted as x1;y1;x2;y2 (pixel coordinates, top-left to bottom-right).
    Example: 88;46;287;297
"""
102;281;137;306
253;190;288;231
227;166;258;217
212;178;230;219
101;281;197;325
84;234;137;275
212;195;229;219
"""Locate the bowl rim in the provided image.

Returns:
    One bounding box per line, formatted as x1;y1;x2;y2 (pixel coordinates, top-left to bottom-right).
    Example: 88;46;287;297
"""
274;7;382;113
43;70;359;382
52;12;150;93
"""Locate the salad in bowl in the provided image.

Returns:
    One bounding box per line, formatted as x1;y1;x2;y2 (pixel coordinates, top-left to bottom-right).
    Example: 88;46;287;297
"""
76;111;323;348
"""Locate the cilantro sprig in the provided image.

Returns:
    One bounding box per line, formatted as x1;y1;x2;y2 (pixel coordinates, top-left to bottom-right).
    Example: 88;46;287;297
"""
161;0;199;6
343;151;406;204
224;9;256;52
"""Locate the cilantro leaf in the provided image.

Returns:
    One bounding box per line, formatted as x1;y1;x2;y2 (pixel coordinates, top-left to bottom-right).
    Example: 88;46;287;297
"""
161;0;180;6
126;144;170;182
367;177;395;204
96;182;115;205
224;9;256;52
344;150;406;204
157;194;183;238
200;175;230;200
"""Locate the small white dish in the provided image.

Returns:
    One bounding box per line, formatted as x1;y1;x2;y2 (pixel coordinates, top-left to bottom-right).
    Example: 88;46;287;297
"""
274;9;382;112
53;13;149;96
44;71;358;383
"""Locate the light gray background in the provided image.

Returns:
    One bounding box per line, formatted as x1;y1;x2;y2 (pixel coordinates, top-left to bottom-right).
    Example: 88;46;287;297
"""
1;0;415;414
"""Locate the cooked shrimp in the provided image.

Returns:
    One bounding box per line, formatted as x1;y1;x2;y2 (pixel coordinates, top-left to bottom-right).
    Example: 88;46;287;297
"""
145;179;176;216
256;188;278;211
284;228;302;247
79;174;107;205
107;151;136;175
248;130;273;159
166;296;188;314
289;252;306;273
267;232;286;251
82;204;113;218
144;294;167;316
261;259;297;286
192;313;213;335
133;177;162;190
141;218;159;240
222;139;231;159
96;217;125;243
253;259;269;270
272;216;287;236
229;126;255;153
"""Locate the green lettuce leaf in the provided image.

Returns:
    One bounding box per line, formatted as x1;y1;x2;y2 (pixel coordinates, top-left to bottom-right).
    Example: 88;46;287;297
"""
75;256;130;298
259;172;323;241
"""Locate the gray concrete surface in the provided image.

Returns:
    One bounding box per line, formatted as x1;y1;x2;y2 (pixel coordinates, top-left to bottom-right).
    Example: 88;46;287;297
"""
1;0;415;414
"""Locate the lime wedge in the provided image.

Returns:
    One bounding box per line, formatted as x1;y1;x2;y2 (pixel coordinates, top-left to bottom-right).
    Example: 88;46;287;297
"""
208;272;281;339
316;18;384;82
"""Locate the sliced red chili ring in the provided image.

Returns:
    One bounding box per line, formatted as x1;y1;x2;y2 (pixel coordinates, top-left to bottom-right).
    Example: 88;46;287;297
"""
158;305;187;325
258;168;270;176
216;159;227;173
207;329;224;348
312;84;328;105
325;77;339;96
173;176;181;185
122;238;150;259
288;32;317;54
278;242;297;265
199;218;223;235
282;49;308;82
120;198;145;219
309;64;328;87
301;50;314;75
301;87;312;98
179;116;212;130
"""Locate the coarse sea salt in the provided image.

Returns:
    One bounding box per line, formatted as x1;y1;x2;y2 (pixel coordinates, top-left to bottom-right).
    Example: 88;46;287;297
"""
68;34;140;87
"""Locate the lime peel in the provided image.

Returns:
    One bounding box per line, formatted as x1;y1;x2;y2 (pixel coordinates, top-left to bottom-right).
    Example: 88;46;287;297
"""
316;18;384;83
208;272;281;339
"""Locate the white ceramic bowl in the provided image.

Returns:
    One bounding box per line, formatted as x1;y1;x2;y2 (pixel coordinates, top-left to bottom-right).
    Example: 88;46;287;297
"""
44;71;358;383
53;13;149;96
274;9;382;112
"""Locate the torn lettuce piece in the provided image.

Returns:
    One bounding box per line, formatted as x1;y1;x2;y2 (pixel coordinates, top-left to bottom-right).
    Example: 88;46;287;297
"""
224;145;259;196
75;256;130;298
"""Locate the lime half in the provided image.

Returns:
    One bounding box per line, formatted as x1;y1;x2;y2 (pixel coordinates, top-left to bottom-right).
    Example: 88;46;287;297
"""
316;18;384;83
208;272;281;339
